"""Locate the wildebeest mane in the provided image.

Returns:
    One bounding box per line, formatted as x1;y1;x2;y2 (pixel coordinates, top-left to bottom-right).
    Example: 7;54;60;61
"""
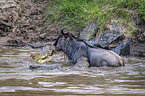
65;32;99;49
54;26;99;49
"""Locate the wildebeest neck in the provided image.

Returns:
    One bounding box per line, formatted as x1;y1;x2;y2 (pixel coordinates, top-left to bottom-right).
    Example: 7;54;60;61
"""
62;39;80;60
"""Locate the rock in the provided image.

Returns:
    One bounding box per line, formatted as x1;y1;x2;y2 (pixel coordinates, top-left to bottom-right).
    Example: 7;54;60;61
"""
138;31;145;42
0;21;11;27
80;21;98;40
131;43;145;57
112;38;132;55
131;28;145;57
27;42;50;48
29;65;61;70
39;33;47;39
45;36;57;41
0;2;17;9
6;39;25;47
89;38;110;50
133;14;142;25
89;24;124;50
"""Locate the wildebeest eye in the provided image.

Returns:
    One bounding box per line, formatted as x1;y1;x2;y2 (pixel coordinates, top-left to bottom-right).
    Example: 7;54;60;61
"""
64;35;73;40
64;35;68;39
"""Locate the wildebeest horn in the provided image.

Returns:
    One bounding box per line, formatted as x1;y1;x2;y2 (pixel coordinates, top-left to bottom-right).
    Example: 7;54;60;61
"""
61;26;84;41
61;26;68;35
68;32;84;41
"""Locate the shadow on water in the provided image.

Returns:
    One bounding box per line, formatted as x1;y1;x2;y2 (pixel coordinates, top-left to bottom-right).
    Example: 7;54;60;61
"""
0;45;145;95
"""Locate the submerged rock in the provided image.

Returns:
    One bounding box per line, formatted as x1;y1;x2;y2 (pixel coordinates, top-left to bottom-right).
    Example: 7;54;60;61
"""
29;65;61;70
5;39;26;47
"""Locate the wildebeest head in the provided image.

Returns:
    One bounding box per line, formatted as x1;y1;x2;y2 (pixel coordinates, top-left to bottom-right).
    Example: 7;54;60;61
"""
53;26;76;51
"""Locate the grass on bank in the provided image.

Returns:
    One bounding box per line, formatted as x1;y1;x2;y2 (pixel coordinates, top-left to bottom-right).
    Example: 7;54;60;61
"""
44;0;145;37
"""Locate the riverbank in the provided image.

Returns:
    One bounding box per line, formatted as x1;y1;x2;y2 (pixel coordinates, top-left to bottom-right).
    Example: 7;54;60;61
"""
0;0;145;56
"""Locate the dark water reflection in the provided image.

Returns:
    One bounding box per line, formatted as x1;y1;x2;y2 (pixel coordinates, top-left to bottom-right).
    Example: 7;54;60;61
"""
0;46;145;95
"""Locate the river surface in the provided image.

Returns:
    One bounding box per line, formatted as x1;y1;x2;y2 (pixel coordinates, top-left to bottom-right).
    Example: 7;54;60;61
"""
0;45;145;95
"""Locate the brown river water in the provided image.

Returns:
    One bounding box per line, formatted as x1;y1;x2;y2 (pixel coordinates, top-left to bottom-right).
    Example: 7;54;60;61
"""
0;45;145;95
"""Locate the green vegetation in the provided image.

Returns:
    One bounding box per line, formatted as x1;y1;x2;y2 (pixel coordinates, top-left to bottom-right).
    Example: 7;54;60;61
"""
45;0;145;36
138;0;145;20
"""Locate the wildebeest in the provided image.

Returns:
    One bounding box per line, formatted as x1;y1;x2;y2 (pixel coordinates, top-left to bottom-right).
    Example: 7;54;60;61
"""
53;27;124;67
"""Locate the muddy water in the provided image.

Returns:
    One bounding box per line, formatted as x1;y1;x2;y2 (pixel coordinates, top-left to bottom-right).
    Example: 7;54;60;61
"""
0;45;145;95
